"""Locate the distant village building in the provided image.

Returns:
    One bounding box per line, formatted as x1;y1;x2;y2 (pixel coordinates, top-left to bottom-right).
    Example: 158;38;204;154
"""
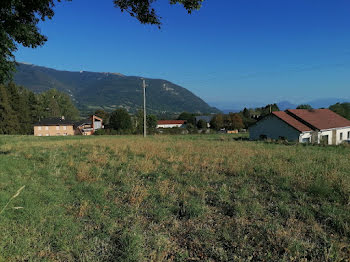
75;115;103;135
157;120;186;129
34;115;103;136
249;109;350;145
34;117;75;136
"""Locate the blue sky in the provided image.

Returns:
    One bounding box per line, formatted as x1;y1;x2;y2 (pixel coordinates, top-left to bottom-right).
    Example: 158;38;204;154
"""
15;0;350;109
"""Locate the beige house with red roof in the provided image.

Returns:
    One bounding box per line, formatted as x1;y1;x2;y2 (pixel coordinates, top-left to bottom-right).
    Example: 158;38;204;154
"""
249;109;350;145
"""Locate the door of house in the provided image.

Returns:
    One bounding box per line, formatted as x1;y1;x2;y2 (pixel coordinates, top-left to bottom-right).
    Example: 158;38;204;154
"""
321;135;329;145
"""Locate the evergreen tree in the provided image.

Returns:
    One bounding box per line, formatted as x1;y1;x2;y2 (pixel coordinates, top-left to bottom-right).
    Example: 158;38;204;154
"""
242;108;251;118
0;84;19;134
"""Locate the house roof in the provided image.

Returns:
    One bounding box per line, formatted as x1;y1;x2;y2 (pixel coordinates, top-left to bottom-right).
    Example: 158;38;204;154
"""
157;120;186;125
286;109;350;130
272;111;312;132
34;118;74;126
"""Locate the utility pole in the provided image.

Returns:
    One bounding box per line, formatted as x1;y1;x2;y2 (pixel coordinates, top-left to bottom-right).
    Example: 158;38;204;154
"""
143;79;147;137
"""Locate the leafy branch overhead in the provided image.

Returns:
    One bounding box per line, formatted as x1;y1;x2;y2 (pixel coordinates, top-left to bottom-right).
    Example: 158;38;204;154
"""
114;0;203;26
0;0;203;83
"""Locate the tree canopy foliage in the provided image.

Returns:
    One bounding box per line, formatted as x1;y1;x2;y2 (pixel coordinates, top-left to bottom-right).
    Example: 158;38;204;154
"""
329;102;350;120
177;112;197;125
297;104;313;110
0;83;79;134
0;0;203;83
109;108;133;132
114;0;203;26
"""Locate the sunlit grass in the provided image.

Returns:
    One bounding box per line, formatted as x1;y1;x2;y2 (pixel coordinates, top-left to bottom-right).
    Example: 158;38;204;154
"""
0;134;349;261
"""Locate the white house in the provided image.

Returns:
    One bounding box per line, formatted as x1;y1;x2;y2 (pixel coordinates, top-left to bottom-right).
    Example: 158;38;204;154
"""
249;109;350;145
157;120;186;129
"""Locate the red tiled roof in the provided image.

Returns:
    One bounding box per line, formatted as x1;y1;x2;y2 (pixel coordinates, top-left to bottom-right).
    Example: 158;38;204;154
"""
157;120;186;125
272;111;312;132
286;109;350;130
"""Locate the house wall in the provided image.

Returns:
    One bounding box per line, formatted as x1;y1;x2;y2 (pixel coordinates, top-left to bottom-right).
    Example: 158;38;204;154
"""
318;127;350;145
94;120;102;130
299;132;313;143
335;127;350;144
34;125;74;136
157;124;185;129
249;115;301;141
299;127;350;145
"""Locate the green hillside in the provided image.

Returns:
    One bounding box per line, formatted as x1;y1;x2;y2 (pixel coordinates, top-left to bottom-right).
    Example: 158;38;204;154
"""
14;63;220;115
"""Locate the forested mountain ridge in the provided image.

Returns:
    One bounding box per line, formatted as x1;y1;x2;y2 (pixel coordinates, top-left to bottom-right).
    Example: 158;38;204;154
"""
14;63;220;114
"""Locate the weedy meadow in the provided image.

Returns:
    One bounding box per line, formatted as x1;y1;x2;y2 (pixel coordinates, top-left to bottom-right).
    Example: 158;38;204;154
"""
0;135;349;261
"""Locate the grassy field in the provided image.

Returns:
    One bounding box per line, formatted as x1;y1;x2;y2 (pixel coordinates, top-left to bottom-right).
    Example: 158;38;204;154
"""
0;134;349;261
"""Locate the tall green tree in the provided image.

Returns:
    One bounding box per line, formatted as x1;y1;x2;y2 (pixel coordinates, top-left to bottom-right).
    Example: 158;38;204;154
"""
146;114;158;132
6;83;32;134
210;114;224;130
178;112;196;125
0;0;203;83
38;89;79;120
228;113;244;130
197;119;207;129
0;84;19;134
135;110;157;134
110;108;133;131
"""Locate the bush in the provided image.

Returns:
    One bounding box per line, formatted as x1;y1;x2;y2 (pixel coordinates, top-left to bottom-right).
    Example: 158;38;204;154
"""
93;129;118;135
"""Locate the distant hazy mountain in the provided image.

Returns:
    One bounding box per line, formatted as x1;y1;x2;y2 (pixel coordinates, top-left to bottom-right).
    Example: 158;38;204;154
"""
307;98;350;109
14;63;220;114
212;98;349;113
277;101;297;110
277;99;350;110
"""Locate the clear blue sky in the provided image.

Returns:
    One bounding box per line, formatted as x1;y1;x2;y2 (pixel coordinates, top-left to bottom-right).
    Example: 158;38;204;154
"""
15;0;350;109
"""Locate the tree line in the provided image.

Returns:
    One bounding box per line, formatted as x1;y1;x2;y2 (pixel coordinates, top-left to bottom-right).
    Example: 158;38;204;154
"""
93;108;158;135
0;83;79;134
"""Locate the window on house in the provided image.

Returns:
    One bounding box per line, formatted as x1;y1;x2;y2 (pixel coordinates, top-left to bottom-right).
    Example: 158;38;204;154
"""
340;132;343;140
45;134;49;136
38;126;42;131
63;126;67;130
56;126;60;130
45;126;49;130
302;137;310;143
